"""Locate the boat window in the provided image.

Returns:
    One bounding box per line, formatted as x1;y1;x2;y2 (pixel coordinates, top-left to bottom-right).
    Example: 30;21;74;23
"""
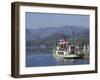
58;52;64;54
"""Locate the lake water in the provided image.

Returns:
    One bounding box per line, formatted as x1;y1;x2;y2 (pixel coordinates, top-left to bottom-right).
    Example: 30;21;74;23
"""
26;48;89;67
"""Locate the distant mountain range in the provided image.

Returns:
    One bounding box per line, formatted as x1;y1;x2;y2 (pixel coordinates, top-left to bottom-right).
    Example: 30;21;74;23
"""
26;25;89;41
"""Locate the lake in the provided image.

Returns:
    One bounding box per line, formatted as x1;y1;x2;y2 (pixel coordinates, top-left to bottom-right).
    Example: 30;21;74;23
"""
26;48;89;67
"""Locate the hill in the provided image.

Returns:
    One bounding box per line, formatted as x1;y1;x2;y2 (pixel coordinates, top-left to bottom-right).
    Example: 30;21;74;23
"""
26;25;89;47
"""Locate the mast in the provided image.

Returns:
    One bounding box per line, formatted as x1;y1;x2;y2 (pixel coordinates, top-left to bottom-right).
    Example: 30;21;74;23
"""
70;26;75;45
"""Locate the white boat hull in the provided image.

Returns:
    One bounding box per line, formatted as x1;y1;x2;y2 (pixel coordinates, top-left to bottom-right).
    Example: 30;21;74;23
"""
53;50;81;59
53;53;81;59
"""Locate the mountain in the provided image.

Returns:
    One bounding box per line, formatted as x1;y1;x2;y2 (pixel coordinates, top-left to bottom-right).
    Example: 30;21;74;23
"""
27;27;58;39
26;29;41;41
26;25;89;41
26;25;89;47
43;32;67;41
78;29;89;38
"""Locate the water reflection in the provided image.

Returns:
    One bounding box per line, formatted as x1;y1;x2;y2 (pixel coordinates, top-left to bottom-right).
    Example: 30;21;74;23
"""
54;57;74;65
53;56;89;65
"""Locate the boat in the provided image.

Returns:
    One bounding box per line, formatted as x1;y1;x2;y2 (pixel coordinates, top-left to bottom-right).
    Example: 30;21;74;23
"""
53;37;81;59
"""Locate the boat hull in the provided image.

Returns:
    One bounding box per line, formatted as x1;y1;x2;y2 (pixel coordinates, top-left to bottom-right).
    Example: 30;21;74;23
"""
53;54;81;59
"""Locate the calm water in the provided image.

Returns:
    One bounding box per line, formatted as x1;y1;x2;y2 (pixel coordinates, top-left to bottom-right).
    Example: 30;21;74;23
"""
26;48;89;67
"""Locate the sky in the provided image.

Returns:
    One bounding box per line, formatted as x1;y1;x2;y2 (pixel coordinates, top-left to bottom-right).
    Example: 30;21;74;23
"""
26;12;89;29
